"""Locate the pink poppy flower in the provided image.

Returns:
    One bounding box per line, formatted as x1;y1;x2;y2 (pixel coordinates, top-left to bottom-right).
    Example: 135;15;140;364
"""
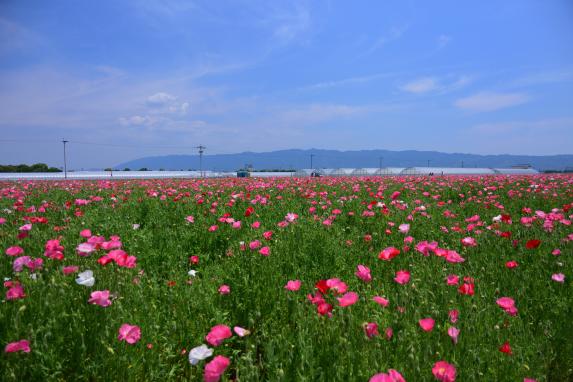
445;250;465;264
448;309;459;323
370;369;405;382
204;355;230;382
496;297;517;314
63;265;79;275
19;223;32;231
118;324;141;344
372;296;389;307
185;216;195;223
218;285;231;295
88;290;112;307
4;339;30;353
258;246;270;256
461;237;477;247
263;231;273;240
379;247;400;261
5;246;24;257
251;221;261;229
552;273;565;283
233;326;250;337
432;361;456;382
505;260;519;269
552;249;561;256
13;256;31;272
398;224;410;234
364;322;379;338
0;217;6;225
205;325;232;347
355;265;372;283
394;270;411;285
208;225;218;232
447;327;460;344
337;291;359;307
6;283;25;300
419;318;435;332
249;240;261;250
285;280;301;291
446;275;459;286
80;229;92;238
326;278;348;294
76;243;96;256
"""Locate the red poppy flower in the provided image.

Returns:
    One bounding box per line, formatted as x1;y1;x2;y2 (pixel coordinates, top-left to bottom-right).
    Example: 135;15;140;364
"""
526;239;541;249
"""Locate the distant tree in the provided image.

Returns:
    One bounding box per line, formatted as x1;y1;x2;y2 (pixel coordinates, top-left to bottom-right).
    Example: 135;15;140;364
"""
159;168;165;171
138;168;148;171
0;163;62;173
123;168;131;171
104;168;113;172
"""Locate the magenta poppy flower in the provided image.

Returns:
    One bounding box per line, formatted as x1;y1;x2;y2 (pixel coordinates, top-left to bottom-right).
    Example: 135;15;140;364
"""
337;291;359;307
372;296;389;307
448;327;460;344
496;297;518;315
218;285;231;295
6;283;25;300
258;246;270;256
204;355;230;382
419;318;435;332
5;246;24;257
432;361;456;382
205;325;232;347
80;229;92;238
551;273;565;283
461;237;477;247
446;275;459;285
370;369;405;382
63;265;79;275
364;322;379;338
355;265;372;283
284;280;301;291
88;290;112;307
118;324;141;344
394;270;411;285
4;339;30;353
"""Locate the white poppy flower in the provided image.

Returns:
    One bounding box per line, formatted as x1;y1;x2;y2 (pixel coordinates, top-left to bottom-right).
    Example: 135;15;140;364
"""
76;270;95;287
188;344;213;365
188;270;198;277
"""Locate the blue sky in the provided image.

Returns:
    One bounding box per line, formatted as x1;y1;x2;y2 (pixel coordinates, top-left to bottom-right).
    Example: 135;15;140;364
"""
1;0;572;169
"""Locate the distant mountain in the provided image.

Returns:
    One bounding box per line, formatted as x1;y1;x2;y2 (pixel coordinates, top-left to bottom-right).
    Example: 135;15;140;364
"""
115;149;573;172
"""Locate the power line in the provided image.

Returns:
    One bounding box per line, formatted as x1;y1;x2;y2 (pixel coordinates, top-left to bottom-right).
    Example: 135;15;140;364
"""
0;138;200;151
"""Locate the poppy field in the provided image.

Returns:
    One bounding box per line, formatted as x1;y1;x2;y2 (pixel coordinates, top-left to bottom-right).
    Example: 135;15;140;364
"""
1;175;572;381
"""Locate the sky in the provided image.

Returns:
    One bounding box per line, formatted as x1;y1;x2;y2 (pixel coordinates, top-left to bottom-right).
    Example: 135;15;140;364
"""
0;0;572;169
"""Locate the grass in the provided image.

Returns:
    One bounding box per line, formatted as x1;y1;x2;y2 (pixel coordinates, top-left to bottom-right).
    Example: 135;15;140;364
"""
1;175;572;381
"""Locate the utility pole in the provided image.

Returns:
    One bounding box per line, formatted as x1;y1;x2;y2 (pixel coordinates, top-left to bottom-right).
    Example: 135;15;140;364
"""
427;159;430;168
310;154;315;170
195;145;206;178
379;156;383;172
62;139;68;179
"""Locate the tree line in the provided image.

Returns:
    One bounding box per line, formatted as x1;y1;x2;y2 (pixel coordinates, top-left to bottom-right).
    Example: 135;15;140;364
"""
0;163;62;173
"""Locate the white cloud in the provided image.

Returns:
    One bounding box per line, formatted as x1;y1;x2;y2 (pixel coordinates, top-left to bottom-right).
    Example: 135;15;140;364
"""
400;77;438;94
147;92;177;106
119;115;152;126
399;75;471;94
272;4;311;44
454;92;529;112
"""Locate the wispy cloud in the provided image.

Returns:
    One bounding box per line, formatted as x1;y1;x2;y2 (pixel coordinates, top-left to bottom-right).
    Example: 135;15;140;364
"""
300;72;398;91
510;69;573;88
400;75;471;94
271;4;312;44
454;92;529;112
361;24;409;57
400;77;438;94
471;117;573;134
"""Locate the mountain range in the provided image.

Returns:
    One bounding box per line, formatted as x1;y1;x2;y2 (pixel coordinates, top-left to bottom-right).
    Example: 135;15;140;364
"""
115;149;573;172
